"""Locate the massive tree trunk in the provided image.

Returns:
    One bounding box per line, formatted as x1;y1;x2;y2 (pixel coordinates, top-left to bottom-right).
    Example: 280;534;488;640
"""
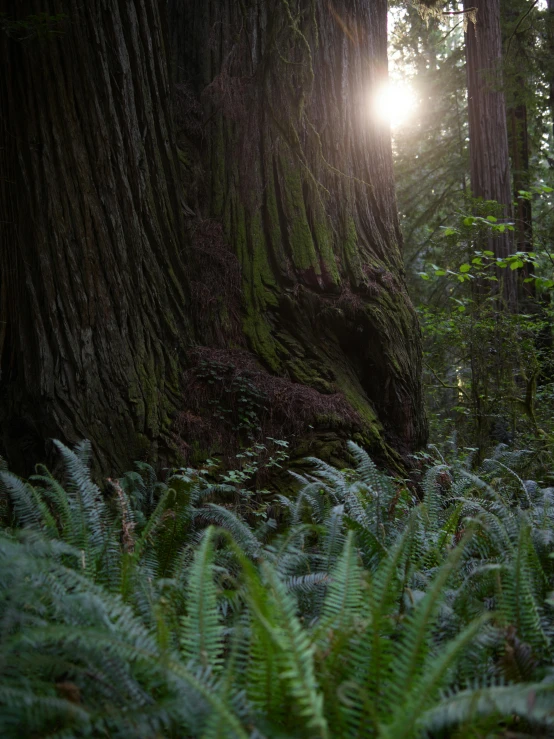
1;0;427;475
464;0;517;308
168;0;427;469
0;1;190;473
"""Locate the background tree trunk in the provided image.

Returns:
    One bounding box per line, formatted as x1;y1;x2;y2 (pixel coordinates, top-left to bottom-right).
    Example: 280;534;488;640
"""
168;0;427;469
0;1;190;473
504;4;534;302
464;0;517;308
547;0;554;145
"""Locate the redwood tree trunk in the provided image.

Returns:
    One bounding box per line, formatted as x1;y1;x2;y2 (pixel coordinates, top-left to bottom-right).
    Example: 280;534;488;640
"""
547;0;554;146
464;0;517;308
505;10;534;302
509;104;532;256
169;0;427;467
0;1;190;472
1;0;427;475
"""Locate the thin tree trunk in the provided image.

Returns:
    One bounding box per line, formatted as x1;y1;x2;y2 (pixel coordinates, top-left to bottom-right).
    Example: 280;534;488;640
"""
503;1;535;300
507;90;535;304
0;1;190;473
464;0;517;309
547;0;554;146
168;0;428;467
538;0;554;378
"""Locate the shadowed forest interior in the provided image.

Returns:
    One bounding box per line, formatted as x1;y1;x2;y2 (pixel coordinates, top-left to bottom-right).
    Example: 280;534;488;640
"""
1;1;554;736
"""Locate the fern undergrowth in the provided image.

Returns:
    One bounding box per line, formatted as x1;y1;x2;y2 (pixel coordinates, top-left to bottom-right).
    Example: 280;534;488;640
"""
0;440;553;737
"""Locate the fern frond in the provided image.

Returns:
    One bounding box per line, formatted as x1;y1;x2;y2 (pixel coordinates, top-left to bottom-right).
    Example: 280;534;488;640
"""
419;681;554;735
251;562;328;738
315;531;363;639
194;504;261;559
0;686;91;737
51;440;108;568
422;465;448;532
382;614;492;737
180;527;224;672
387;530;473;707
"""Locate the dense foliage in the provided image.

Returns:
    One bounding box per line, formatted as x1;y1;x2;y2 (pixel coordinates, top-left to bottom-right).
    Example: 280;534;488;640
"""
390;1;554;465
1;440;554;737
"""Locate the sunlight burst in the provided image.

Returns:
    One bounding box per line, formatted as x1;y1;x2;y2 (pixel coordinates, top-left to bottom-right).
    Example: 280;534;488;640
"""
373;81;417;128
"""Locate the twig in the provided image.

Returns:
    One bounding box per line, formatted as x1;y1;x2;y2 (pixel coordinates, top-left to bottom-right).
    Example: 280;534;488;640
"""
424;361;471;402
442;8;476;15
506;0;539;55
439;19;463;43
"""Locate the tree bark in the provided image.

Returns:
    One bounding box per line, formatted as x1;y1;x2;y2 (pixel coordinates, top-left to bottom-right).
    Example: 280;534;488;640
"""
504;5;534;302
1;0;428;476
547;0;554;142
0;1;190;473
509;105;532;254
464;0;517;308
168;0;427;468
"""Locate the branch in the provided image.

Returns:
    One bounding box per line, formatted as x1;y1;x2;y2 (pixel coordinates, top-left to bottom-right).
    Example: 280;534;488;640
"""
506;0;539;55
439;19;463;43
424;362;471;403
442;8;476;15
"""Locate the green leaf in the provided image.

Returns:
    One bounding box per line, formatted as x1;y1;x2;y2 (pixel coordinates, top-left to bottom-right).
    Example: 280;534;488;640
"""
486;215;497;222
459;264;471;273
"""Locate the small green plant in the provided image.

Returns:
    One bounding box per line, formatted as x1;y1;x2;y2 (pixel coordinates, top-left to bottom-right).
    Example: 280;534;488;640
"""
196;358;268;437
220;438;289;486
415;197;554;463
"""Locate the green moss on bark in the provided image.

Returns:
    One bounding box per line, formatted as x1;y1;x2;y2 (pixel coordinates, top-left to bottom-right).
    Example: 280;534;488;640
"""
279;155;320;272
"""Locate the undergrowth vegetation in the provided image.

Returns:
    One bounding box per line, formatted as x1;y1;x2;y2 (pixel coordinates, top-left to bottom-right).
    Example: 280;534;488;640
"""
1;440;554;737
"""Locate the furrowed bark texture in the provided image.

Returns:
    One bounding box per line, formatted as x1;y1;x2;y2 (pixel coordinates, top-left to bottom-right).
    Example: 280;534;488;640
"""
464;0;516;307
0;1;190;473
170;0;427;466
